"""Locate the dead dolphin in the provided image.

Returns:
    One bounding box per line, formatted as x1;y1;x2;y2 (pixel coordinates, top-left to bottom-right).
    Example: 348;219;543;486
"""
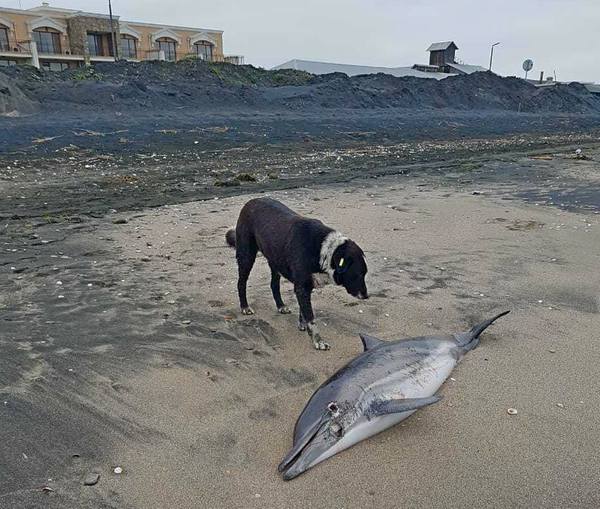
279;310;510;480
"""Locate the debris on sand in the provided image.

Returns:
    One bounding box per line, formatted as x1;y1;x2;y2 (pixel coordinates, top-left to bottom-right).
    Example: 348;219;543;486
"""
235;173;257;182
83;472;101;486
214;179;241;187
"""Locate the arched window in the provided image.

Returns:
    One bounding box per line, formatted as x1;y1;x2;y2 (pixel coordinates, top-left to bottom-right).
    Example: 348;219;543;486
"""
33;27;61;54
0;24;10;52
120;34;138;59
156;37;177;61
193;40;214;61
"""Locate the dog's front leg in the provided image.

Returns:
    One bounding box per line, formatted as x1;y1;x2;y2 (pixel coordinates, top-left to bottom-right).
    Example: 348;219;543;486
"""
294;283;330;351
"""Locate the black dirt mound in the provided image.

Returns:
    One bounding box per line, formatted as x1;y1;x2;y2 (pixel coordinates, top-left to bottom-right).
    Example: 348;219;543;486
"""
1;60;599;115
0;72;39;116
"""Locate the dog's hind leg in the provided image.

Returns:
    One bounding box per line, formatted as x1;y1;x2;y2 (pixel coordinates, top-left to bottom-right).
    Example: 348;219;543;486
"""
236;231;257;315
298;310;307;331
294;282;329;351
270;265;291;314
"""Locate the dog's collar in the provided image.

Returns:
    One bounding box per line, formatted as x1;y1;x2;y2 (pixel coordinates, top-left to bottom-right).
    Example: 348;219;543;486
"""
320;231;348;278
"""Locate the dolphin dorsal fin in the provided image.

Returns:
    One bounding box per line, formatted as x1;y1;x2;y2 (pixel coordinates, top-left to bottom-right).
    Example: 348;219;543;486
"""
359;333;385;351
368;395;442;417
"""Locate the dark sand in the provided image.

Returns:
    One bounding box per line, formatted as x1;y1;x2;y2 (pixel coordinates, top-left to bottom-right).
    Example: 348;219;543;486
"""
1;143;599;508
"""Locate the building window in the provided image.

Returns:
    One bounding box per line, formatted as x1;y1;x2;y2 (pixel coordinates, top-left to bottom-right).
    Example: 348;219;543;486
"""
193;40;214;61
0;25;10;52
156;37;177;61
33;27;61;54
87;33;114;57
120;35;137;59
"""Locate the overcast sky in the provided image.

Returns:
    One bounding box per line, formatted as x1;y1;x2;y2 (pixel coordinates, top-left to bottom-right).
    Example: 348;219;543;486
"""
16;0;600;82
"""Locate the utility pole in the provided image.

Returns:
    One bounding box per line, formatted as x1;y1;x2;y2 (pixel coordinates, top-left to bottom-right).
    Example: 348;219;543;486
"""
109;0;119;60
489;42;500;71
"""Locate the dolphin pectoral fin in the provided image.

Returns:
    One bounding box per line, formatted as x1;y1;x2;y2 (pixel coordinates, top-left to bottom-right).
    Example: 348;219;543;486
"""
359;332;385;351
368;395;442;417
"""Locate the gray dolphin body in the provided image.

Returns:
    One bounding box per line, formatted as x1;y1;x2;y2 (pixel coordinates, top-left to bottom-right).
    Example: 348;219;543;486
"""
279;311;510;480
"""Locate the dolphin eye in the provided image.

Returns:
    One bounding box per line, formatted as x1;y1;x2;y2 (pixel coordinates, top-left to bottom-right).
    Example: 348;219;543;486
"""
330;422;344;438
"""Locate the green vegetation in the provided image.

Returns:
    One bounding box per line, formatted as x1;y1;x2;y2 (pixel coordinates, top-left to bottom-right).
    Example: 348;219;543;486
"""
71;67;104;81
206;62;313;87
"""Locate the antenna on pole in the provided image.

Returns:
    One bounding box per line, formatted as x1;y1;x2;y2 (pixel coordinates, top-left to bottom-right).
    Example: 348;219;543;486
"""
522;59;534;80
109;0;119;60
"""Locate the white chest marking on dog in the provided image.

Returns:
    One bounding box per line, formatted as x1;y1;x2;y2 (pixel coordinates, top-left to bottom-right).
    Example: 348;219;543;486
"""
319;231;348;279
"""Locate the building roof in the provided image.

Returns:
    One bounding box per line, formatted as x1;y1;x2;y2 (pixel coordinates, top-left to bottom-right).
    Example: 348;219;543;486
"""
427;41;458;52
445;63;488;74
0;2;222;33
271;59;452;80
584;83;600;94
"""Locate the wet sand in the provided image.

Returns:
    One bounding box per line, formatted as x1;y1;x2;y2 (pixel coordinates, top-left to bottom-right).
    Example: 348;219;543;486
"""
1;146;599;508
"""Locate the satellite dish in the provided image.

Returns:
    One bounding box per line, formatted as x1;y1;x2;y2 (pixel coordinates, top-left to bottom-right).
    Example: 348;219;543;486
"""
523;59;534;79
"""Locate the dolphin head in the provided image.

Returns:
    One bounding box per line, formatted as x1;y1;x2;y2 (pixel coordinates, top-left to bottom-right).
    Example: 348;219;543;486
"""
279;401;358;480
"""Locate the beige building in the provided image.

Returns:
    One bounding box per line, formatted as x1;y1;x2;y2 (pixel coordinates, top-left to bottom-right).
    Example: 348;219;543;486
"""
0;2;242;70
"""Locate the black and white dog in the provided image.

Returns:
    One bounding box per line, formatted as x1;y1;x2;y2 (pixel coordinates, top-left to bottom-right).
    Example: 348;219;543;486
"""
226;197;368;350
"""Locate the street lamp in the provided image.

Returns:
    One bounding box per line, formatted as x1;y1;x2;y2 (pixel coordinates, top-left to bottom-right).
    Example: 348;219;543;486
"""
489;42;500;72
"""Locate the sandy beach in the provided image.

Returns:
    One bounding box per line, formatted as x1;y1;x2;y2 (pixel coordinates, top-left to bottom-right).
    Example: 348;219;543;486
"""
1;143;599;508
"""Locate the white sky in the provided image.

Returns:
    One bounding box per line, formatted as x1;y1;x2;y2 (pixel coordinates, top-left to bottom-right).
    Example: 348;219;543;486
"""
13;0;600;82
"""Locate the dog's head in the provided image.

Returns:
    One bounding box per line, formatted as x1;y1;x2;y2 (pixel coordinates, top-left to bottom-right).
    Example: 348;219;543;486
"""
331;240;368;299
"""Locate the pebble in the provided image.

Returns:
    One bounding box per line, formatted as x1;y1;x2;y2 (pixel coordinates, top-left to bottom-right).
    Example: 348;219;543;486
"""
556;403;564;409
507;408;518;415
113;467;123;474
182;320;192;325
83;472;100;486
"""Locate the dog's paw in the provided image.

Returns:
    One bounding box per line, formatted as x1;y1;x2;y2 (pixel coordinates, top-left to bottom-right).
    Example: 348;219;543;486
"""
298;321;307;331
313;338;330;351
241;307;255;315
278;306;292;315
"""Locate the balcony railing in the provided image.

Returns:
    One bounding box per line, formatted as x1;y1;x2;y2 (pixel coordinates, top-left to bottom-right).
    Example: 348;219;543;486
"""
1;37;27;54
0;38;37;57
181;53;245;65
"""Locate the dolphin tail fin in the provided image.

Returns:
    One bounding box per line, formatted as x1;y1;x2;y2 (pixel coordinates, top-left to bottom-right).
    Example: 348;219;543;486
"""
454;310;510;351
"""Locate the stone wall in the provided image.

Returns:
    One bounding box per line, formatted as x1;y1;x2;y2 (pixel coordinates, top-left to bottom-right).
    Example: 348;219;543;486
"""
67;15;120;56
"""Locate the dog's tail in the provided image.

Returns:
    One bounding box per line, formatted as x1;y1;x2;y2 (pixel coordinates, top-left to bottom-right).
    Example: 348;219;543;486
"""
225;229;236;248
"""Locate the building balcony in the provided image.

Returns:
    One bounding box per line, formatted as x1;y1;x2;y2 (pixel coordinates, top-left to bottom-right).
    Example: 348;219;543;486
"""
0;39;34;59
181;52;244;64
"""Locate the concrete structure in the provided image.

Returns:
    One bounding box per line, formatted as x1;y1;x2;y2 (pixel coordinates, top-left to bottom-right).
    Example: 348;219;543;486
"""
272;59;450;80
273;42;486;80
0;2;243;70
